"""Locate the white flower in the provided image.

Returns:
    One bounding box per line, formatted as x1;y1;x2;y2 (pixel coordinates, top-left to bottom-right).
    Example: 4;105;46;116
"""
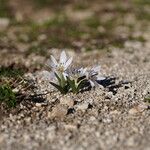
85;66;105;87
50;51;73;75
67;67;87;81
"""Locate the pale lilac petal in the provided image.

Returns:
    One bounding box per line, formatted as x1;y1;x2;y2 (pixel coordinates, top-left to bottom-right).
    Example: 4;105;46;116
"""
89;80;95;87
50;55;58;67
64;57;73;69
60;51;67;64
82;68;87;74
97;76;105;81
92;66;101;72
85;71;90;79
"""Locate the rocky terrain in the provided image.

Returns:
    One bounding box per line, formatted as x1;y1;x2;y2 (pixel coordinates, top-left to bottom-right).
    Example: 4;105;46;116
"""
0;0;150;150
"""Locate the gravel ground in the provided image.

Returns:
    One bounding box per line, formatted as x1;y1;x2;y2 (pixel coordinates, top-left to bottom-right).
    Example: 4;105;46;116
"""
0;0;150;150
0;40;150;150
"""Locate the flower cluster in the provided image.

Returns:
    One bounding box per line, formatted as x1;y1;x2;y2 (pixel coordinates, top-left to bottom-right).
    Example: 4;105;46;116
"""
49;51;105;94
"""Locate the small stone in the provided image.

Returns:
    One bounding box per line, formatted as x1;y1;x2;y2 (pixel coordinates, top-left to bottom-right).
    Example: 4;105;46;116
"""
48;104;68;119
89;116;96;121
23;134;30;142
75;103;89;112
35;102;48;107
59;97;74;107
103;118;112;123
38;34;47;41
129;103;148;115
110;110;121;115
105;92;113;99
103;105;109;111
47;132;55;141
129;108;139;114
12;88;19;93
126;137;135;146
35;103;42;107
64;124;77;130
25;117;31;124
137;103;148;111
0;18;9;31
0;135;4;144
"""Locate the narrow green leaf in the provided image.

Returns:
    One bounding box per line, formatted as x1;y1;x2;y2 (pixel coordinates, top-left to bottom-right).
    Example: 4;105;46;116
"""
54;72;61;85
50;82;63;93
61;74;66;87
67;77;78;94
50;82;68;94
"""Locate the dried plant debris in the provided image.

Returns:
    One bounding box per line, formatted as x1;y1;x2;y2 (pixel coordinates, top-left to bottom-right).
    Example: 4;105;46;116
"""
0;64;36;107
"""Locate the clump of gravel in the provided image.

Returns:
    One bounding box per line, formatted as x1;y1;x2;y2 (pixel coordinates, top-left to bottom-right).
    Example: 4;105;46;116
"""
0;40;150;150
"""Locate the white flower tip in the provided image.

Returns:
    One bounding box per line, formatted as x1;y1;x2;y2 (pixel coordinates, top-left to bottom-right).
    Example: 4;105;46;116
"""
65;57;73;69
97;76;105;81
89;80;95;87
93;66;101;72
60;50;67;63
50;55;58;66
82;68;87;74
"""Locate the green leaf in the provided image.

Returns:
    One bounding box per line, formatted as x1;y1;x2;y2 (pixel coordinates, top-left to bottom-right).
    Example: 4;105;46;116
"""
67;77;78;94
54;72;67;88
50;82;69;94
54;72;61;85
50;82;63;92
60;73;66;87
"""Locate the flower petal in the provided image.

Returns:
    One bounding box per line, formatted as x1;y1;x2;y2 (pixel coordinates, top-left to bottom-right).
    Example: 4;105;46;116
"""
82;68;87;75
51;55;58;67
92;66;101;72
60;51;67;64
64;57;73;69
97;76;105;81
89;80;95;87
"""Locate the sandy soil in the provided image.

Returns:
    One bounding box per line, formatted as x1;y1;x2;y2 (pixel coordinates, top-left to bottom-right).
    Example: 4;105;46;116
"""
0;0;150;150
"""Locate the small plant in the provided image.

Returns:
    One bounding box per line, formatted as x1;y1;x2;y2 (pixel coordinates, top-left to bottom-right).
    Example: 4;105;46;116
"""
49;51;105;94
0;84;16;107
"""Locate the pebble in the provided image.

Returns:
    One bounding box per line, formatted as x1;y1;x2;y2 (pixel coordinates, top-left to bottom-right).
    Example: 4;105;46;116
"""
12;88;19;93
75;103;89;112
35;103;42;107
129;103;148;115
105;92;113;99
0;135;4;144
59;97;74;107
109;110;121;115
103;118;112;123
129;108;139;114
0;18;9;30
35;102;48;107
126;137;135;146
23;134;30;142
64;124;77;130
25;117;31;124
48;104;68;118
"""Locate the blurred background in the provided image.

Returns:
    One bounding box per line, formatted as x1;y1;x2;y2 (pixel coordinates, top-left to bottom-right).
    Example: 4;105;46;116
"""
0;0;149;70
